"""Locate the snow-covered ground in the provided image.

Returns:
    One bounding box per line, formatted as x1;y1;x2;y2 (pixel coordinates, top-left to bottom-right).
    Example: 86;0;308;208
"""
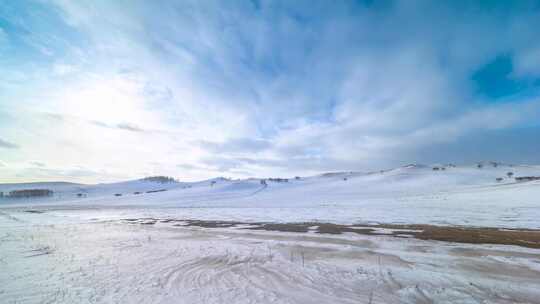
1;163;540;303
1;210;539;304
2;163;540;228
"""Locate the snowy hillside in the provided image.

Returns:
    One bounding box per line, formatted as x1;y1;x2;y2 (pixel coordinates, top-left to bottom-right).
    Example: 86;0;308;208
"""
2;164;540;304
1;163;540;228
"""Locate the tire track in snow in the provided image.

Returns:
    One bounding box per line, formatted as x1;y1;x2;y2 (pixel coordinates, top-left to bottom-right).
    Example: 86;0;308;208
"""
154;252;381;303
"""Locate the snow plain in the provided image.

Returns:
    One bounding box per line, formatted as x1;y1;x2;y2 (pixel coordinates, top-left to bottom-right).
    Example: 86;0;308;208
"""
2;163;540;228
1;163;540;303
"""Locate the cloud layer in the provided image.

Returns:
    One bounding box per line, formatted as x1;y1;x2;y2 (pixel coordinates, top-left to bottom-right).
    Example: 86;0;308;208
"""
1;0;540;182
0;138;18;149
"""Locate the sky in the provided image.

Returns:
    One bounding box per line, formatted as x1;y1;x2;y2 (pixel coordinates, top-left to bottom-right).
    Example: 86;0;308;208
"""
1;0;540;183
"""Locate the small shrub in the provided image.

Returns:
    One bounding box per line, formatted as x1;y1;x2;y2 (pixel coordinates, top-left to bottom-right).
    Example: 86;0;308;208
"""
8;189;53;198
146;189;167;193
142;176;177;183
268;178;288;183
515;176;540;182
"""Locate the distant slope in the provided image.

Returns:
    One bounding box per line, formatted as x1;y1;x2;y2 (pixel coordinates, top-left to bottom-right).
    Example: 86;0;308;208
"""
1;162;539;206
0;182;85;193
1;163;540;228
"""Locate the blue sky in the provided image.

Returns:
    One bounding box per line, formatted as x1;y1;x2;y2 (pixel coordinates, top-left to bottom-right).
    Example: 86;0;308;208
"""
1;0;540;183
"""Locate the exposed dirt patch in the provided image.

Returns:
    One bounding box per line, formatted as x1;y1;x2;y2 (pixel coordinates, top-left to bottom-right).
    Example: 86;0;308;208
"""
182;219;245;228
247;223;311;233
415;226;540;249
119;218;540;249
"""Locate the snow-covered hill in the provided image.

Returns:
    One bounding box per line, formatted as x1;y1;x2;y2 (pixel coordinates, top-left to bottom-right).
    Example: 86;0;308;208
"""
1;163;540;228
1;165;540;304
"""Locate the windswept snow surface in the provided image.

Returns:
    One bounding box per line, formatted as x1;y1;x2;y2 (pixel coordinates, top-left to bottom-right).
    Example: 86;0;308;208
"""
1;210;540;304
2;164;540;303
2;163;540;228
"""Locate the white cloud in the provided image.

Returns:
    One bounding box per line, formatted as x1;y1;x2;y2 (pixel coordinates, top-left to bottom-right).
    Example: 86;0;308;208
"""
29;161;46;168
52;63;76;76
0;138;18;149
1;1;540;182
